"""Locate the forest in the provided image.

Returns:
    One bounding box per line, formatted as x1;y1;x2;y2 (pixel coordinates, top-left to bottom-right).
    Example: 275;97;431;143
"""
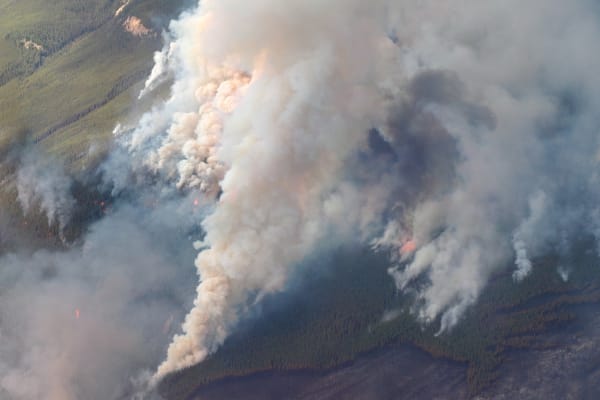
160;239;600;400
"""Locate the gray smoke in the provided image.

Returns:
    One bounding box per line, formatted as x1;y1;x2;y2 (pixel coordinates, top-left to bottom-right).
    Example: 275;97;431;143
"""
0;193;200;400
385;0;600;332
5;0;600;397
97;0;600;383
16;151;75;232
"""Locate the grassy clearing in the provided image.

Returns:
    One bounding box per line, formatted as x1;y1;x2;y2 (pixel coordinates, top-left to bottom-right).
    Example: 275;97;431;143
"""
0;0;116;86
3;3;599;399
0;0;188;162
0;23;153;136
0;0;187;244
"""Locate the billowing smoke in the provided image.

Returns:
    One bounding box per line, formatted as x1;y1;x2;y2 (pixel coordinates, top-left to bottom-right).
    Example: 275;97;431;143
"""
0;193;200;400
5;0;600;397
106;0;400;381
107;0;600;381
384;0;600;332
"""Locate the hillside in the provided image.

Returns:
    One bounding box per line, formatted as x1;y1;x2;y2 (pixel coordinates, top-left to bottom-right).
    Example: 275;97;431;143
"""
0;0;190;163
3;3;600;400
159;241;600;399
0;0;190;250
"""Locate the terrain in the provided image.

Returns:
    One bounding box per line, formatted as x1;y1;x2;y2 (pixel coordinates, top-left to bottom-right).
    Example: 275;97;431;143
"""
170;302;600;400
0;0;191;161
0;0;189;249
3;2;600;400
159;241;600;399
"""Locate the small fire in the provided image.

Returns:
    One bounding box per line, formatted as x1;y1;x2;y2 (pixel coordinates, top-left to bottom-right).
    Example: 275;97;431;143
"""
400;239;417;256
193;198;200;207
75;308;81;319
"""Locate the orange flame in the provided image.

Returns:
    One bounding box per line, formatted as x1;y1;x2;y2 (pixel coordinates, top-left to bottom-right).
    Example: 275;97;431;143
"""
400;239;417;256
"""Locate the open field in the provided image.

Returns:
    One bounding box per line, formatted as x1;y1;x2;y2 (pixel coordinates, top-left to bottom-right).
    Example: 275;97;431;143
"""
0;0;190;162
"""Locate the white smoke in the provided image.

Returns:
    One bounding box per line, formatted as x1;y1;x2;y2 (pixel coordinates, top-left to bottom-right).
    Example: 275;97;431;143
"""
557;265;571;282
138;39;175;99
512;239;533;283
16;151;75;232
101;0;600;383
6;0;600;397
122;0;401;381
383;0;600;332
0;198;199;400
512;191;547;282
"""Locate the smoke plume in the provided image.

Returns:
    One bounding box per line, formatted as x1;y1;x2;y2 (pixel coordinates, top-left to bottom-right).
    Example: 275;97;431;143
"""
16;151;75;232
103;0;400;382
106;0;600;381
5;0;600;397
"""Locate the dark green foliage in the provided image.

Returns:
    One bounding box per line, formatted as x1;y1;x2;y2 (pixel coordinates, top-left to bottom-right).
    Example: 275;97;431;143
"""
0;47;42;86
160;241;600;400
0;0;192;161
0;0;117;86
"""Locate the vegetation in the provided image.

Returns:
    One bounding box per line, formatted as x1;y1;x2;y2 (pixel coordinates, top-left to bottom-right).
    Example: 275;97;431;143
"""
160;240;600;400
3;3;600;400
0;0;115;86
0;0;189;162
0;0;201;244
0;0;189;245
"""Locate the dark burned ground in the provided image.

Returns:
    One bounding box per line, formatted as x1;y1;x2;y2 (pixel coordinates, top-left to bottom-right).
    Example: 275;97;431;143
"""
190;345;467;400
476;304;600;400
185;302;600;400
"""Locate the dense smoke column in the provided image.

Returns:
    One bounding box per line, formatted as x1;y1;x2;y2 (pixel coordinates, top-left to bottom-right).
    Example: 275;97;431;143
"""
384;0;600;332
6;1;600;398
130;0;402;380
105;0;600;384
